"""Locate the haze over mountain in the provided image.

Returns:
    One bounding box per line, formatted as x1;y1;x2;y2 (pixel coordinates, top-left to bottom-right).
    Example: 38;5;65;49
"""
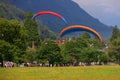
6;0;113;39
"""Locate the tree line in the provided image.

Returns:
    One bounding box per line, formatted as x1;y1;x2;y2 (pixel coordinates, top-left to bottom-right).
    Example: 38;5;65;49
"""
0;12;120;67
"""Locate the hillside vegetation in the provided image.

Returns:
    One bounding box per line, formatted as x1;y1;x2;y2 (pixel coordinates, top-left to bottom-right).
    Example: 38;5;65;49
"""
0;0;25;20
0;0;57;40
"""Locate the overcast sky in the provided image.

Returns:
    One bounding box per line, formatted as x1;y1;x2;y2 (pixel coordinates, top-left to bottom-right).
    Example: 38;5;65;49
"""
72;0;120;28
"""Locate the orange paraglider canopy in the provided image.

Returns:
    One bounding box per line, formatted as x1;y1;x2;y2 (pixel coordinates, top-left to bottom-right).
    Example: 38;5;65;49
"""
60;25;103;43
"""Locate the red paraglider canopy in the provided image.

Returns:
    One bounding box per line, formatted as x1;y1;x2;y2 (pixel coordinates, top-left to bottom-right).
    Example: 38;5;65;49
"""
32;11;68;24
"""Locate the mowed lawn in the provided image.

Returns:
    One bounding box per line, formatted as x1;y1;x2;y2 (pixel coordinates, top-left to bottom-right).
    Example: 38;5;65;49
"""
0;66;120;80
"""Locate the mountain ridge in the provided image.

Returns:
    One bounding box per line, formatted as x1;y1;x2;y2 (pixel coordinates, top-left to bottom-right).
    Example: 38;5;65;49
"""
6;0;113;39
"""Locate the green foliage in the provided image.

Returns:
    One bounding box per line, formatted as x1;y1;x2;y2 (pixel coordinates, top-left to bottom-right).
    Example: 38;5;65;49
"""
76;37;89;48
80;47;99;64
99;52;108;64
82;32;91;39
108;38;120;64
61;36;105;65
24;12;40;47
37;39;62;66
25;49;37;63
37;22;58;40
0;40;11;61
110;25;120;41
0;18;28;50
0;15;57;64
0;14;111;66
61;40;80;64
24;12;57;48
0;18;28;63
0;40;21;62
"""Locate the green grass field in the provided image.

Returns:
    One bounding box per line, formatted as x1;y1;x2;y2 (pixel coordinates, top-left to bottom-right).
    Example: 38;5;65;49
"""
0;66;120;80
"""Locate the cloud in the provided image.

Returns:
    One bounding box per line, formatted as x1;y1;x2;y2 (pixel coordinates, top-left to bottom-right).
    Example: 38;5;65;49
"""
73;0;120;15
72;0;120;27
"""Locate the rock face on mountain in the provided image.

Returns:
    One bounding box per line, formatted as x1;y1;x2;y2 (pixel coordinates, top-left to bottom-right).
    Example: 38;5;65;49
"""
6;0;113;39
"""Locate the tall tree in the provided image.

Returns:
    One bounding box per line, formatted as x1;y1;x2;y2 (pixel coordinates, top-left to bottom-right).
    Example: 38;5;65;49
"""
82;32;91;39
110;25;120;41
24;12;57;47
25;49;37;63
24;12;40;48
80;47;99;65
0;18;28;50
0;40;11;66
37;39;62;66
61;37;90;66
0;40;21;64
108;38;120;65
0;18;28;64
61;40;80;65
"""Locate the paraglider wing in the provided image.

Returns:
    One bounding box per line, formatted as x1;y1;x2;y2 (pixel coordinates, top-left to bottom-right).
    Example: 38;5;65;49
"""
60;25;103;43
32;11;68;24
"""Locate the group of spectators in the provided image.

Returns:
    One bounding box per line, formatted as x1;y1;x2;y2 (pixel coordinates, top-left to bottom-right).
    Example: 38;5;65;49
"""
4;61;14;68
